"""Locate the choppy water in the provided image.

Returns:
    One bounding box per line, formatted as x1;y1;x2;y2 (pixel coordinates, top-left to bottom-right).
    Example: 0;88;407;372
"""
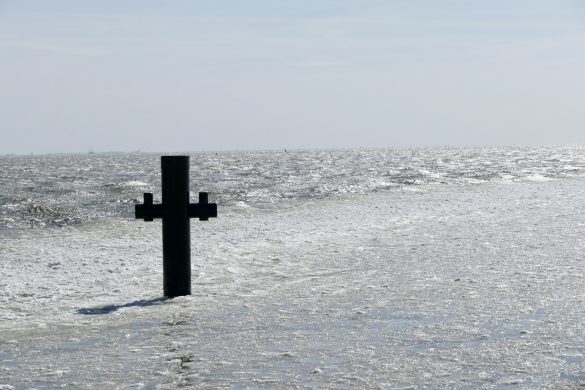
2;146;585;388
2;145;585;230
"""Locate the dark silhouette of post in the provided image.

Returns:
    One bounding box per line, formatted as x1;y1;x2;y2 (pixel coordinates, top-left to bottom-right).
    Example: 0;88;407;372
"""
135;156;217;297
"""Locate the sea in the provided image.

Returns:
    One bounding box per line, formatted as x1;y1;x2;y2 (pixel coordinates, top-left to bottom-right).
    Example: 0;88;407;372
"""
2;145;585;388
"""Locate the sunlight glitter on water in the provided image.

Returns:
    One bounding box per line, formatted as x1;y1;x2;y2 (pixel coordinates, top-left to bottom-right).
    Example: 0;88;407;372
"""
2;173;585;387
3;147;585;388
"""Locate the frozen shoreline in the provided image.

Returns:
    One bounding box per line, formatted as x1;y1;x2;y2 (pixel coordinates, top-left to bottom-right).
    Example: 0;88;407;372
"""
3;178;585;388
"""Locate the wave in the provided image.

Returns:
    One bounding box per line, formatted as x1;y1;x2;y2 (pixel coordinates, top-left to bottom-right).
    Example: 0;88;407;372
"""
2;145;585;230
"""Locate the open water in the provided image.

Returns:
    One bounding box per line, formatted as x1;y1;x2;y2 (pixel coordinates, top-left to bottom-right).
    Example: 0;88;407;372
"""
2;146;585;388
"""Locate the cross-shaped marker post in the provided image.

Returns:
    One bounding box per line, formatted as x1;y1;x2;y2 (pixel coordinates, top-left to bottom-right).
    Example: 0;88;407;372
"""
135;155;217;298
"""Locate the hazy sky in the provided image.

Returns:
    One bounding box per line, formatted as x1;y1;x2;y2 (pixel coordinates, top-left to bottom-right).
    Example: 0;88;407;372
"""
2;0;585;154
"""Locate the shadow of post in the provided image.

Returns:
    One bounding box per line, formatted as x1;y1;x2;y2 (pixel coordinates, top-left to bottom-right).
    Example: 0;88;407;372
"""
76;297;169;315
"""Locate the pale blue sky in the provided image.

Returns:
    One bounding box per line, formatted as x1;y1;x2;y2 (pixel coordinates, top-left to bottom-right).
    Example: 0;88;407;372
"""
1;0;585;154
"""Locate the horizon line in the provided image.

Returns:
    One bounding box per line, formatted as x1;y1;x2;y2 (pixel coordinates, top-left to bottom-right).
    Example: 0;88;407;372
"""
1;142;584;157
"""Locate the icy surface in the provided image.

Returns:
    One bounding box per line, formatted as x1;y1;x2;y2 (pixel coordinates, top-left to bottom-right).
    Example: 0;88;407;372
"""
2;148;585;388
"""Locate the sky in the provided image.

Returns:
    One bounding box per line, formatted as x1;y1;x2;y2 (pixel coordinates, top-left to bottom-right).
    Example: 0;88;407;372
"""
1;0;585;154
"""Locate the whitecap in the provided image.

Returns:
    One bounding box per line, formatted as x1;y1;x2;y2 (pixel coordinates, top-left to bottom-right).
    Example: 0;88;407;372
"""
525;174;551;182
124;181;148;187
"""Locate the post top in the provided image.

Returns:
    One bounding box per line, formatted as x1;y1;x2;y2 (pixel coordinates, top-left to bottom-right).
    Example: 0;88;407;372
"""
161;155;189;162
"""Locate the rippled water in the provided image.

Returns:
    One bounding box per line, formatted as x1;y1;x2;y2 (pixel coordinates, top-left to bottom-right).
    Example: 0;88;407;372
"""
2;146;585;388
2;146;585;230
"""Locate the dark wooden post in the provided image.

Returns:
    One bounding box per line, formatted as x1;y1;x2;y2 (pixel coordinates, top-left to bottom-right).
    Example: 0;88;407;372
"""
135;155;217;298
